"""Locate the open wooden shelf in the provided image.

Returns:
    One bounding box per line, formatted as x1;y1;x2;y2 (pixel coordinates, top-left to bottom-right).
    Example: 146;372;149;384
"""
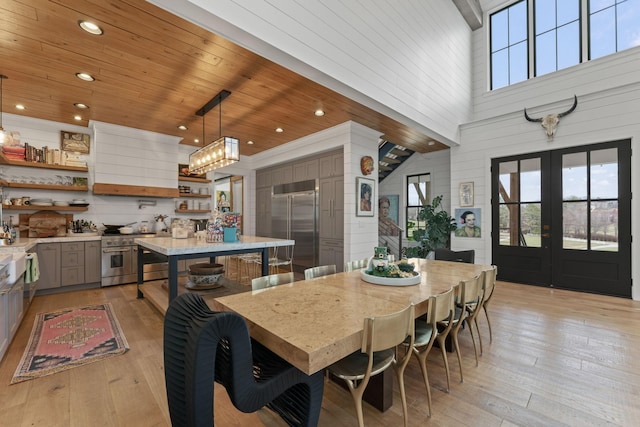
177;193;210;198
179;176;211;183
0;180;88;192
93;183;179;198
174;209;211;214
4;205;89;212
0;152;88;172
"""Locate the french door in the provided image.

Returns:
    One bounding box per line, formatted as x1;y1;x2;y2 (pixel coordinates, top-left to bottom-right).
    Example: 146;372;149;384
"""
491;140;631;297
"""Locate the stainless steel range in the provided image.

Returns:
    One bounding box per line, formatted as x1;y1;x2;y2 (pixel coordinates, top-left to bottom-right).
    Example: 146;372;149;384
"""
101;233;168;287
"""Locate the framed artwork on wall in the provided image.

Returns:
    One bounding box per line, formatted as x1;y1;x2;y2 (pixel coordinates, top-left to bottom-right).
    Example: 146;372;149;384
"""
454;208;481;238
60;131;90;154
459;181;474;207
379;194;400;236
356;177;375;217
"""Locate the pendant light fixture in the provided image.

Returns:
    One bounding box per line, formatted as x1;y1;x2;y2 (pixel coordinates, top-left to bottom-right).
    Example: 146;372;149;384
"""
0;74;8;145
189;89;239;175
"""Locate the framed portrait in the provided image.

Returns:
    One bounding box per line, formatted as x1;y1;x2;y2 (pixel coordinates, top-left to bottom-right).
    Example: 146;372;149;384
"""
459;181;474;207
216;190;231;212
379;194;400;236
356;177;375;217
61;131;90;154
454;208;481;238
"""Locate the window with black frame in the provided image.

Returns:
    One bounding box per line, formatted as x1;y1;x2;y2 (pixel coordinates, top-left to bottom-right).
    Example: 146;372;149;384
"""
406;173;431;242
489;0;640;90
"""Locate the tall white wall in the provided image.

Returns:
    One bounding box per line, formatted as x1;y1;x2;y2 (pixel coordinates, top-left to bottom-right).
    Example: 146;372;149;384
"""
344;123;383;263
378;149;452;252
150;0;473;146
455;18;640;298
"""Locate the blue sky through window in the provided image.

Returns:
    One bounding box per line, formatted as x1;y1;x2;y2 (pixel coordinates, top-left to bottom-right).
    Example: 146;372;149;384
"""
491;0;640;89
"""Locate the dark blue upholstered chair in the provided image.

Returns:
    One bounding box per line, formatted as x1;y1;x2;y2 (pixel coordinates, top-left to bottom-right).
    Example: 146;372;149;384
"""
164;293;324;427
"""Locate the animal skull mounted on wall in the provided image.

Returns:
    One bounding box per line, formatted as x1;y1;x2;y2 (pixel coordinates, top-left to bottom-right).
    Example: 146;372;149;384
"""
524;95;578;140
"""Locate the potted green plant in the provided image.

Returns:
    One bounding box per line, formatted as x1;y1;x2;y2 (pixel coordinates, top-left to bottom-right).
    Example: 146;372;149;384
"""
404;195;457;258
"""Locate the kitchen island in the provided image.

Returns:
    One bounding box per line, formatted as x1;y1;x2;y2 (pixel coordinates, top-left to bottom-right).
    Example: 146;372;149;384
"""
135;235;294;307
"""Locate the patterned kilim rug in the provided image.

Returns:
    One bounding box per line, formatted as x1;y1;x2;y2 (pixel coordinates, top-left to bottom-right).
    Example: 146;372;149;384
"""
11;303;129;384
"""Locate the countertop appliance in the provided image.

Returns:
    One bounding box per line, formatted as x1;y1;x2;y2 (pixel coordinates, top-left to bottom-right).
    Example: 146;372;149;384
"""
101;233;168;286
271;180;318;273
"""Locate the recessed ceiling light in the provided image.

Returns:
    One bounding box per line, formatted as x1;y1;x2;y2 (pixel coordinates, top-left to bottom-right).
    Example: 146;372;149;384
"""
76;72;95;82
15;104;25;110
74;103;90;109
428;141;435;146
275;127;284;133
74;115;83;121
78;20;104;35
247;140;254;145
177;125;188;131
314;109;325;116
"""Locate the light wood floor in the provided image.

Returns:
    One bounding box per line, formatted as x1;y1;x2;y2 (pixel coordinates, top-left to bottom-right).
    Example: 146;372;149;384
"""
1;280;639;426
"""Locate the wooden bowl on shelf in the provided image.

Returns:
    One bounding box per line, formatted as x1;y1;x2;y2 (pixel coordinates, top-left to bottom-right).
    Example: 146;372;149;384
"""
188;263;224;275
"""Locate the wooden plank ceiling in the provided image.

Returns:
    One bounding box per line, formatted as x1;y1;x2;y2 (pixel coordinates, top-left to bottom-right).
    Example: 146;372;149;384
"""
0;0;449;156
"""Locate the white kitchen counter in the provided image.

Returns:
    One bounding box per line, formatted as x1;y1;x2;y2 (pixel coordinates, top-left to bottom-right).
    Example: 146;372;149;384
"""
135;235;295;306
0;234;102;253
134;235;294;256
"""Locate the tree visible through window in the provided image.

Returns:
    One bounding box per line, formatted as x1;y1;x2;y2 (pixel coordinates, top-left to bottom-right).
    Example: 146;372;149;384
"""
406;173;431;241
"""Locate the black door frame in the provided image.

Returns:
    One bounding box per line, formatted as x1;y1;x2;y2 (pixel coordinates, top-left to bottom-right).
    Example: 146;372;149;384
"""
492;139;631;297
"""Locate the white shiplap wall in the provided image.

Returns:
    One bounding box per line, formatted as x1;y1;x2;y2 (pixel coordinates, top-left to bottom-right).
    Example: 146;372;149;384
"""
92;121;180;188
457;23;640;298
151;0;473;146
378;149;452;253
343;123;382;264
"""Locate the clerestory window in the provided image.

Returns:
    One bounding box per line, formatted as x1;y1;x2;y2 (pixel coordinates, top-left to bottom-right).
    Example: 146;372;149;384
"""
490;0;640;90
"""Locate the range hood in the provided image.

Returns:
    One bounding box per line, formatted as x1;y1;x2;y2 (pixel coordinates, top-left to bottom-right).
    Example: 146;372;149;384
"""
91;121;180;197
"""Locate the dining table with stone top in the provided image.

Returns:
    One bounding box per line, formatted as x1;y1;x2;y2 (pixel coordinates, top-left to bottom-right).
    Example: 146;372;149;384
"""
210;258;492;411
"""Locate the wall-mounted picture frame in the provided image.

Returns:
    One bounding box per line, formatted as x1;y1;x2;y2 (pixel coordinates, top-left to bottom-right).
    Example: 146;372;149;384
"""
178;163;206;179
61;131;90;154
459;181;474;207
454;208;481;238
356;177;375;217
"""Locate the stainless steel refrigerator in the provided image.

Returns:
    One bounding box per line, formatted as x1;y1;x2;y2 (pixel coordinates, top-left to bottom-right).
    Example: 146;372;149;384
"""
271;180;318;273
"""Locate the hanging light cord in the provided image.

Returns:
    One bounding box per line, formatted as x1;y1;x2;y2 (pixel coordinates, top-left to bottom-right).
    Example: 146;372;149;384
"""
0;75;5;130
218;98;222;138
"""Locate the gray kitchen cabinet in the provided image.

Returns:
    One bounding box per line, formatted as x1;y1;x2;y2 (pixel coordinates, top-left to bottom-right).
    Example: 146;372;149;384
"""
0;272;25;363
36;243;62;290
0;289;8;362
319;176;344;240
319;152;344;178
319;238;344;272
84;241;101;283
319;174;344;268
256;187;272;237
271;165;293;186
293;159;319;182
37;241;101;290
256;169;272;189
61;242;85;286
